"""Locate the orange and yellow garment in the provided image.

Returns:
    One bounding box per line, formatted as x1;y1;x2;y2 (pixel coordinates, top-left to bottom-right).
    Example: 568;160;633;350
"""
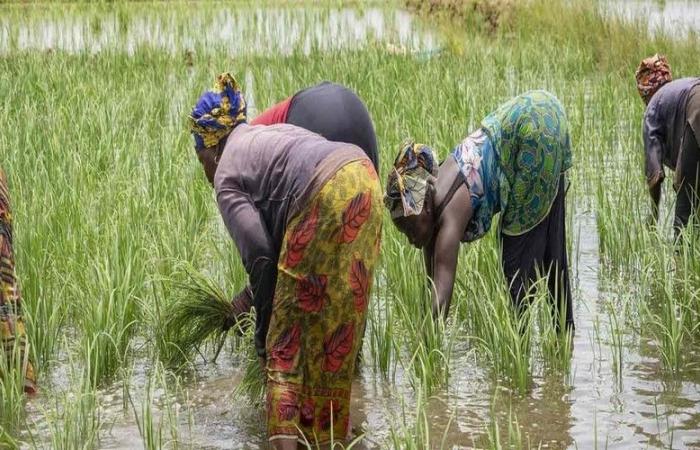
266;159;382;445
0;169;36;395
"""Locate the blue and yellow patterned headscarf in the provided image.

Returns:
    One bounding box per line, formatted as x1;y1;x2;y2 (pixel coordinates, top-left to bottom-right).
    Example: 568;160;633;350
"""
189;73;248;151
384;142;438;218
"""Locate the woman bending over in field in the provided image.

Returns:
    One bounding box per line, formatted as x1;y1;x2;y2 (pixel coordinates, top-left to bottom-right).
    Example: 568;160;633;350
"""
385;90;574;331
0;169;37;394
189;73;382;448
251;81;379;171
635;54;700;237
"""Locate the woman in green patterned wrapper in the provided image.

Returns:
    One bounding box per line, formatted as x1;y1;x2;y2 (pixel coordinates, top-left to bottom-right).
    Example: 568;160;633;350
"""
385;90;574;331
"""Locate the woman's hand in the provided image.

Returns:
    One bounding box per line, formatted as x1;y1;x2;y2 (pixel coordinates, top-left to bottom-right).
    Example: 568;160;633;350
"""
223;286;253;333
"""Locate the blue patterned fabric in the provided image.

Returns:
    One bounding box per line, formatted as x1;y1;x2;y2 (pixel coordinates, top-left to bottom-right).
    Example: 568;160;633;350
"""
452;129;501;242
189;73;247;151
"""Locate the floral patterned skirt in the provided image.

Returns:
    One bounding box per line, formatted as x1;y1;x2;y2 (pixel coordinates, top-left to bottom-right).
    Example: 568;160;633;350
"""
265;159;382;445
0;168;37;395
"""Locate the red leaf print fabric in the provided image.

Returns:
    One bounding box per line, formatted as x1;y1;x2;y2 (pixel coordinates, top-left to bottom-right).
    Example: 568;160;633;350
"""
319;400;342;430
300;398;315;428
361;159;378;181
349;259;369;313
277;391;299;421
338;192;371;243
285;204;319;268
322;323;355;372
296;274;328;312
269;324;301;371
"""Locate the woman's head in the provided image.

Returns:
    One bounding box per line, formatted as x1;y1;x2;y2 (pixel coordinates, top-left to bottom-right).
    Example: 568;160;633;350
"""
384;142;438;248
189;72;247;184
635;54;672;104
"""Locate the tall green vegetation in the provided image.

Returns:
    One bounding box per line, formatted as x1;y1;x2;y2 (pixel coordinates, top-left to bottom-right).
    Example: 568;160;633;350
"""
0;0;699;447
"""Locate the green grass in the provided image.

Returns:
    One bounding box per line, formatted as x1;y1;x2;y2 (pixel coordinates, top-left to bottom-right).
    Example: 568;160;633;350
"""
1;0;700;447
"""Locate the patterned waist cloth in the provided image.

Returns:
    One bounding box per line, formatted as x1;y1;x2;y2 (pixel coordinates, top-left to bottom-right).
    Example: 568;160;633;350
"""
265;158;382;445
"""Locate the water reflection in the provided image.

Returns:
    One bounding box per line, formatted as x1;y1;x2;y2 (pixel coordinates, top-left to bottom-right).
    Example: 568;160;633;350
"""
0;6;439;55
604;0;700;37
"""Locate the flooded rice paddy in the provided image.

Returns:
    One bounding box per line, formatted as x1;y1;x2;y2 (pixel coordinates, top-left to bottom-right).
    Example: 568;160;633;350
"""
83;213;700;449
604;0;700;37
0;5;438;55
2;1;700;449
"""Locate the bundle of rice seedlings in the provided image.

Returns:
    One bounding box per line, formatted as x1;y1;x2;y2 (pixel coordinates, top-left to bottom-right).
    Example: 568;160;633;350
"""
161;266;266;403
161;268;235;369
232;333;266;406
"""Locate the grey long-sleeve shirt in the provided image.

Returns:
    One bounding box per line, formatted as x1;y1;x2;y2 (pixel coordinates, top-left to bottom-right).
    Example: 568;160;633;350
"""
643;77;700;187
214;123;365;356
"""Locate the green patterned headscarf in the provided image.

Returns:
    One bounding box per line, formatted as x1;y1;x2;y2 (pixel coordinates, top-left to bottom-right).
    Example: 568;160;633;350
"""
384;142;438;219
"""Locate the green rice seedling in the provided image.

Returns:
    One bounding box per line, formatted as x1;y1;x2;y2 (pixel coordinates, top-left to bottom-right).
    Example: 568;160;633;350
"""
652;396;678;450
379;230;460;392
362;245;400;379
128;362;191;450
605;301;624;387
485;408;527;450
479;387;536;450
0;429;19;449
158;266;238;370
392;286;457;394
455;244;533;394
590;313;605;379
230;316;266;406
2;0;700;446
536;288;574;375
44;361;101;450
160;265;266;402
0;338;29;440
78;276;138;388
643;275;687;373
130;374;165;450
14;247;68;373
593;165;656;271
671;222;700;339
365;289;399;379
387;388;452;449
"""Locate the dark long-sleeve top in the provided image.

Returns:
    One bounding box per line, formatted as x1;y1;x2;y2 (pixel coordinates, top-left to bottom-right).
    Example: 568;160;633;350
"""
250;81;379;170
214;123;366;356
643;77;700;187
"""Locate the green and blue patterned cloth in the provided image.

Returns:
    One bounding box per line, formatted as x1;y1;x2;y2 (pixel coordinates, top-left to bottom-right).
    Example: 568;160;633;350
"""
454;90;572;240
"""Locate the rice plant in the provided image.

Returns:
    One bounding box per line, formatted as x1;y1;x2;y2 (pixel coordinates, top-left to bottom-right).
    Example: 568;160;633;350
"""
43;360;101;450
127;362;192;450
605;301;624;387
0;339;29;439
157;266;238;370
0;0;699;446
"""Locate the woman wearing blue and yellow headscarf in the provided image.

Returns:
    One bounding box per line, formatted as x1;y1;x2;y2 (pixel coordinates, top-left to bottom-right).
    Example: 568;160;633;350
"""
189;73;382;448
386;90;574;331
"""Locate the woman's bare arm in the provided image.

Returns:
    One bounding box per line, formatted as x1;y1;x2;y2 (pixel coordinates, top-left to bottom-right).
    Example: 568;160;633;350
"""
429;185;473;319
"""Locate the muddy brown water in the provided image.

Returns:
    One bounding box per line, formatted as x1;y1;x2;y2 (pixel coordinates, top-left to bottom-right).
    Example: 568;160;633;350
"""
5;3;700;449
79;211;700;449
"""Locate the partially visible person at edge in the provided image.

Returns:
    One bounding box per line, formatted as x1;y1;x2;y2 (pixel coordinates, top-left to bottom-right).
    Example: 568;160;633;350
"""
0;169;37;395
189;73;382;448
384;90;574;331
250;81;379;171
635;54;700;237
